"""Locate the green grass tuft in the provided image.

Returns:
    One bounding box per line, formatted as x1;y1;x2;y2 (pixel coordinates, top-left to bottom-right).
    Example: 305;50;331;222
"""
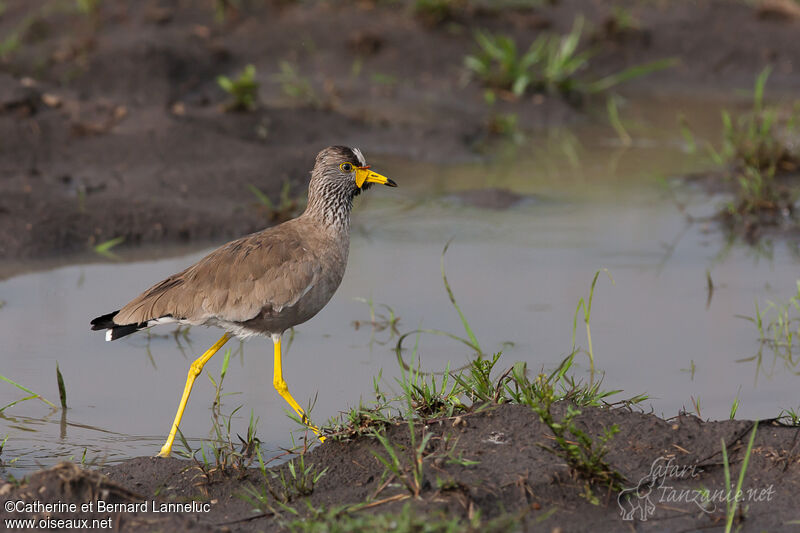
700;68;800;227
465;17;675;99
218;64;259;112
276;61;322;108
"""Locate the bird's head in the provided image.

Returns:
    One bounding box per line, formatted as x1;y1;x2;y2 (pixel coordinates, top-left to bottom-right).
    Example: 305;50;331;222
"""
314;146;397;197
305;146;397;225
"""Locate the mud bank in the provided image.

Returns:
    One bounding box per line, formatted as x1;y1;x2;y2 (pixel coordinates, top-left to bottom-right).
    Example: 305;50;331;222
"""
2;404;798;532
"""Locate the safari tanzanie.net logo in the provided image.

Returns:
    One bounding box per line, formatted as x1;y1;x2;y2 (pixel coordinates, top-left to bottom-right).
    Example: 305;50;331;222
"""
617;456;775;521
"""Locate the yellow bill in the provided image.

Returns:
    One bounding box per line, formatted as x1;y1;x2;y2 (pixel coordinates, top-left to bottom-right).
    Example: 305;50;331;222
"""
355;166;398;189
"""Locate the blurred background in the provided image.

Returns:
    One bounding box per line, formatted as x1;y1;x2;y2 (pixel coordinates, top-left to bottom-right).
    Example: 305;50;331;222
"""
1;0;799;475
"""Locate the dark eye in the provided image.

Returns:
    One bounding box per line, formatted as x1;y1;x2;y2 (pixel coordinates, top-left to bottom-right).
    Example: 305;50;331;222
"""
340;162;353;172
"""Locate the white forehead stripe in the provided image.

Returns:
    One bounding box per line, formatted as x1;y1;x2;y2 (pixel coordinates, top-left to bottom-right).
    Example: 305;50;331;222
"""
351;147;366;167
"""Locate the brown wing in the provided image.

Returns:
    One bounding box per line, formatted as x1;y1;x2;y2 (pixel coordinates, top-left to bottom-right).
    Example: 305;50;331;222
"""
113;222;319;326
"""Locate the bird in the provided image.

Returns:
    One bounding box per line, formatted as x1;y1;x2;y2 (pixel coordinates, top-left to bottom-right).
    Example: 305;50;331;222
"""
90;146;397;457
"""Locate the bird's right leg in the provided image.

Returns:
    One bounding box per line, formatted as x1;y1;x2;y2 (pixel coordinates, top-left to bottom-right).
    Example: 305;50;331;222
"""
158;332;232;457
271;333;325;442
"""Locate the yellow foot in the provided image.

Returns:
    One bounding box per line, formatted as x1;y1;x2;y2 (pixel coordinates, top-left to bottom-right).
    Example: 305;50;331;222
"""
272;335;326;443
157;444;172;458
310;422;324;442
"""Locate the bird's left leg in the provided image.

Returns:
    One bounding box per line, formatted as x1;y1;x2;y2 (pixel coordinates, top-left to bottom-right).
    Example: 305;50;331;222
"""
158;332;232;457
272;333;325;441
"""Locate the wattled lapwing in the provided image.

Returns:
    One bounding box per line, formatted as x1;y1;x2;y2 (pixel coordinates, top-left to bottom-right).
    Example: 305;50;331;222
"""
91;146;397;457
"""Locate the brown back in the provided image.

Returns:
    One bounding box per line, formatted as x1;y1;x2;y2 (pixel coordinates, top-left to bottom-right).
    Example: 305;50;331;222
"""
114;217;326;326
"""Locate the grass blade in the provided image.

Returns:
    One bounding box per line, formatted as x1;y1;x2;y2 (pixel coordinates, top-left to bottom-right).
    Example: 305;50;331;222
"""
724;423;759;533
220;348;231;382
0;374;56;409
753;66;771;115
441;240;482;355
586;57;678;94
56;363;67;409
93;236;125;258
607;96;631;146
1;395;40;413
247;184;274;209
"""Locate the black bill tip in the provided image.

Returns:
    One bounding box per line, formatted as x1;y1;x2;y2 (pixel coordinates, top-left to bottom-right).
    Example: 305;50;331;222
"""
385;179;398;187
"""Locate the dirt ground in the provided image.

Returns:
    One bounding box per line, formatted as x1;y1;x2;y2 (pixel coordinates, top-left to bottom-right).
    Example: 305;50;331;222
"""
2;404;799;531
2;0;800;260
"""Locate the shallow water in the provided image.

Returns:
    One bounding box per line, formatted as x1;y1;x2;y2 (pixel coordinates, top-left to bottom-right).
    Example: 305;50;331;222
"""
2;94;799;475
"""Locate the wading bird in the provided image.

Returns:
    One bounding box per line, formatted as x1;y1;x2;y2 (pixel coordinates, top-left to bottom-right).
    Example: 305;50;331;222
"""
91;146;397;456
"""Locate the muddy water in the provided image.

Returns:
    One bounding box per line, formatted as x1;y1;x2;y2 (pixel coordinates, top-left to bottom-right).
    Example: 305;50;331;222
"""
2;95;799;475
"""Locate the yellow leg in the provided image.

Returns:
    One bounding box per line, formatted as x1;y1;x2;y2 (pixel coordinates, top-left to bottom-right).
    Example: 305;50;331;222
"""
272;334;325;442
158;332;232;457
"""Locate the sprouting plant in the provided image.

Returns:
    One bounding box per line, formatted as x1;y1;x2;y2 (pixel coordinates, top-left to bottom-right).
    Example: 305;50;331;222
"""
690;395;701;418
524;367;626;502
572;269;614;385
0;435;8;463
483;90;525;142
777;407;800;426
93;236;125;259
370;423;433;499
413;0;464;25
275;454;328;499
464;30;543;97
721;423;758;533
241;446;327;514
213;0;241;22
608;5;639;32
1;2;80;60
717;67;799;173
440;434;479;467
75;0;101;15
465;17;675;99
397;360;463;418
369;72;398;87
451;352;505;404
326;401;394;441
729;387;741;419
697;67;800;227
248;180;305;222
678;113;698;154
324;370;397;440
276;61;321;108
607;95;631;146
218;64;259;112
0;33;20;59
738;281;800;360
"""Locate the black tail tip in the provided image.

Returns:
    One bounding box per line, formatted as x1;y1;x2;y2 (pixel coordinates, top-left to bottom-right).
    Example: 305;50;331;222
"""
106;324;139;341
92;310;146;341
91;310;119;331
